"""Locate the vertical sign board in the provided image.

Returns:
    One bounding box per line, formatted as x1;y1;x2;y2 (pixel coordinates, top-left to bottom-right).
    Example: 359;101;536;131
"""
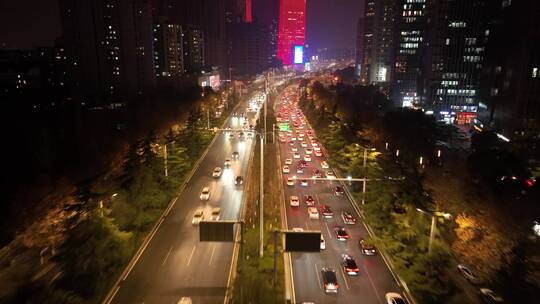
294;46;304;64
199;221;235;242
284;231;321;252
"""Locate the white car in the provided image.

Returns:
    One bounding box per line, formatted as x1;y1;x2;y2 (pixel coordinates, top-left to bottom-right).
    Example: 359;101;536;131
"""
301;179;308;187
301;142;308;148
285;158;293;165
293;152;301;159
314;150;323;157
313;145;321;151
320;235;326;250
308;207;319;219
385;292;406;304
283;165;290;173
192;208;204;225
291;137;297;141
305;148;313;155
224;158;232;167
304;155;311;162
457;264;479;284
479;288;504;303
291;146;298;152
292;227;303;232
290;196;300;207
321;161;329;169
212;167;222;178
200;187;210;200
326;171;335;179
210;208;221;221
286;177;295;186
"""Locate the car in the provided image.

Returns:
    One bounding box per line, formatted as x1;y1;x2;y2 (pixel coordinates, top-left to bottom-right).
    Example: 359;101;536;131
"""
301;142;308;148
291;146;298;152
192;208;204;225
235;176;244;186
298;160;308;168
293;152;301;159
296;167;304;174
320;205;334;218
305;148;313;155
321;161;329;169
292;227;304;232
291;137;297;141
359;239;377;255
210;208;221;221
334;225;350;241
314;150;323;157
232;151;239;159
301;179;308;187
341;254;360;275
385;292;407;304
333;186;344;196
321;267;339;294
313;145;321;152
320;235;326;250
247;132;253;138
279;137;287;143
458;264;479;284
313;169;323;178
342;211;356;224
285;158;293;165
304;195;315;206
308;207;319;219
212;167;223;178
479;288;504;303
326;171;336;179
304;155;312;162
283;165;290;173
200;187;211;200
290;196;300;207
224;158;232;167
178;297;192;304
286;177;295;186
229;133;235;140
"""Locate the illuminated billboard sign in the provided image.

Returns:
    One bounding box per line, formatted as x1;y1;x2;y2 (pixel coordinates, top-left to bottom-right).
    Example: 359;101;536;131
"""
294;46;304;64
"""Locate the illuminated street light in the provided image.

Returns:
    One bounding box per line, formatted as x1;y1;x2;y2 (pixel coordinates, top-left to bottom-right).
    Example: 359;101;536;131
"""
396;149;400;157
416;208;452;255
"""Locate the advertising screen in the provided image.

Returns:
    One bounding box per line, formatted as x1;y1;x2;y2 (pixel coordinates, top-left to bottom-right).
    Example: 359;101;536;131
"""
294;46;304;64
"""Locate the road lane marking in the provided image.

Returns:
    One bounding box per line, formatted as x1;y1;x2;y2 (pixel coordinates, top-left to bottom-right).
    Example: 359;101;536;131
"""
363;260;384;304
209;245;216;266
161;246;173;266
314;263;322;290
339;266;351;290
324;222;332;239
186;245;197;266
315;194;320;206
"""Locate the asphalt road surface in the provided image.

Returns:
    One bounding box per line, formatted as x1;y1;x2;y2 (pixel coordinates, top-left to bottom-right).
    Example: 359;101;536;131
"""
276;85;403;304
109;93;261;304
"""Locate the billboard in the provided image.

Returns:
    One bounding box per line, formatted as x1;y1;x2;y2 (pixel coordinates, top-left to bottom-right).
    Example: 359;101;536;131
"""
199;221;235;242
294;46;304;64
284;230;321;252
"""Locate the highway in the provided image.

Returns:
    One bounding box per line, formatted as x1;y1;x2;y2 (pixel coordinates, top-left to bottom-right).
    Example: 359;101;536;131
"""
276;85;403;304
108;90;261;304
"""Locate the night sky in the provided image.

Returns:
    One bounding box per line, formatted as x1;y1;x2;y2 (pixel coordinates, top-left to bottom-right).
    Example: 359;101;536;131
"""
0;0;362;50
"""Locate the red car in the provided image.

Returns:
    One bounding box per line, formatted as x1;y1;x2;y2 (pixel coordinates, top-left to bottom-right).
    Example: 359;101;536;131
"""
333;186;344;196
334;225;349;241
342;211;356;224
304;195;315;206
320;204;334;218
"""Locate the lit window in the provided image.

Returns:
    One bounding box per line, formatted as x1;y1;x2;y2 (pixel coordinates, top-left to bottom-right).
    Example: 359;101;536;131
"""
533;67;539;78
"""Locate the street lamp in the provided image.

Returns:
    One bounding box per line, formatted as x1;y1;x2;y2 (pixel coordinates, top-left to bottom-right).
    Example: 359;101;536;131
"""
416;208;452;255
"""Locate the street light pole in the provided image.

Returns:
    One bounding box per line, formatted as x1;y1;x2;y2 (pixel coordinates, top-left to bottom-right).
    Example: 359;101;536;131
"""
363;148;368;167
361;179;366;205
163;144;168;177
259;134;264;258
429;215;436;255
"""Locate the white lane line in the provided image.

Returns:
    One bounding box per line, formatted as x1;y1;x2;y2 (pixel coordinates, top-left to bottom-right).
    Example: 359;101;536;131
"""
161;246;173;266
315;194;320;205
314;263;322;290
209;245;216;266
186;245;197;266
324;222;333;239
363;261;384;304
339;266;351;290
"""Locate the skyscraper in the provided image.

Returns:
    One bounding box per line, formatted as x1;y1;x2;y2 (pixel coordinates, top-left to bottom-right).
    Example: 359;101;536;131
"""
59;0;155;105
153;23;184;77
277;0;306;66
183;25;205;73
392;0;428;107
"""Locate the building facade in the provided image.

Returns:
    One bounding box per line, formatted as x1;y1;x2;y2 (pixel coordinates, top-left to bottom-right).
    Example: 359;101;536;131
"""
182;25;205;73
277;0;306;66
59;0;155;105
153;24;184;77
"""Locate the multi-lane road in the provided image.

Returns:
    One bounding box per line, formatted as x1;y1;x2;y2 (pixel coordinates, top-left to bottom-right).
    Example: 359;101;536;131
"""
276;85;404;304
107;91;261;304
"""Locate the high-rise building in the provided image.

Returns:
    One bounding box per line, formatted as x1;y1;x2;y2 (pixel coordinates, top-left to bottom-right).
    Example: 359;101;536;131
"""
277;0;306;66
182;25;205;73
391;0;428;107
59;0;155;105
229;21;270;76
478;0;540;139
356;0;396;87
423;0;486;124
153;24;184;77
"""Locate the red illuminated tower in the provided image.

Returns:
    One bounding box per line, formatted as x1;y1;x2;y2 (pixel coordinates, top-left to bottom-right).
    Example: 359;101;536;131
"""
277;0;306;65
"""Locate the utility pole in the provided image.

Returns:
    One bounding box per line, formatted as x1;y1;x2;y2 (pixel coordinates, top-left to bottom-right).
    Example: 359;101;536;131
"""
429;215;436;255
363;148;368;167
207;109;210;130
163;144;168;177
264;78;268;144
259;134;264;257
361;179;366;205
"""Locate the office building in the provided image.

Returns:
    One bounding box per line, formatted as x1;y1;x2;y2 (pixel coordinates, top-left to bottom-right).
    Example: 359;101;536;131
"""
478;0;540;139
277;0;306;66
59;0;155;105
183;25;205;73
153;23;184;77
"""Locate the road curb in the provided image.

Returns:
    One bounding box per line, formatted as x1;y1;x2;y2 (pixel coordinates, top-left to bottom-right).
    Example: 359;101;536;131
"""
102;93;245;304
